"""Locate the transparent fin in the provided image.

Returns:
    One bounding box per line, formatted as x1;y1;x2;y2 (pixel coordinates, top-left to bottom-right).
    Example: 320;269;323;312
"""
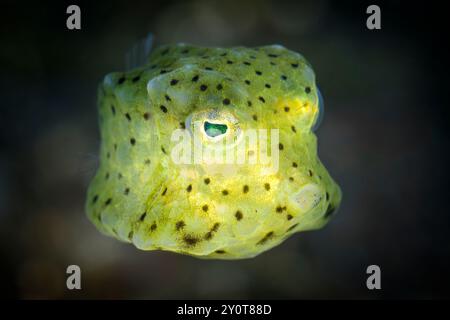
125;33;154;70
312;86;324;131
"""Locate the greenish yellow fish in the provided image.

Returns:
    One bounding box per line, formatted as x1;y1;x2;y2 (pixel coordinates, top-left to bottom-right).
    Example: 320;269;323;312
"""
86;42;342;259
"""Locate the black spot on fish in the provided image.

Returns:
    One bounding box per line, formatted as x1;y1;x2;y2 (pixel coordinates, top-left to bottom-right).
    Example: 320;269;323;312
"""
170;79;179;86
200;84;208;91
132;75;140;83
286;223;298;232
222;190;229;196
143;112;150;120
255;70;262;76
279;143;284;150
125;113;131;121
308;170;313;177
202;204;208;212
92;195;98;204
287;214;293;220
243;61;251;66
183;234;200;247
291;126;297;133
223;98;231;105
118;77;125;84
281;75;287;81
258;96;265;103
284;106;290;112
205;223;220;240
215;250;226;254
162;187;167;196
292;162;298;168
265;84;271;89
204;231;214;240
211;223;220;232
130;138;136;145
111;105;116;115
124;188;130;195
257;231;274;245
252;114;258;121
291;63;299;68
305;86;311;94
216;84;223;90
160;105;168;113
264;183;271;191
192;75;199;82
186;184;192;192
243;185;249;193
226;60;233;64
176;220;185;230
165;94;171;102
235;210;243;221
245;80;251;85
204;177;211;185
104;198;112;206
247;100;252;107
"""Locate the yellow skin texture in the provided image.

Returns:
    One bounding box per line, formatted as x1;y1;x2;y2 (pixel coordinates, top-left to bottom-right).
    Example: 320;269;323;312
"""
86;44;342;259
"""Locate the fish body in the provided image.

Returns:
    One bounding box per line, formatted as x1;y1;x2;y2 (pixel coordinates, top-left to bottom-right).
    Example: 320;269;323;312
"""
86;43;341;259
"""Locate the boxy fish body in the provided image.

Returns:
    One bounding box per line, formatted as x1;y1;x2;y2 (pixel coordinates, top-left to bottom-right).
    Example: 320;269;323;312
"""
86;43;341;259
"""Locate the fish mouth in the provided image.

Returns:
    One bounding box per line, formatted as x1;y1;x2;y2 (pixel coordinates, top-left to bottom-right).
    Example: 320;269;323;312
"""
324;204;337;219
324;184;342;219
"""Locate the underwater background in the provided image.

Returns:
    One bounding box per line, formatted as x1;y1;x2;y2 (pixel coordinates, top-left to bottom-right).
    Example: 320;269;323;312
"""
1;0;449;298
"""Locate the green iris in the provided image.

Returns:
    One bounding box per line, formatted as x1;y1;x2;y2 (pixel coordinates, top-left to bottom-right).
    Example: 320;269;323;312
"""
204;121;228;137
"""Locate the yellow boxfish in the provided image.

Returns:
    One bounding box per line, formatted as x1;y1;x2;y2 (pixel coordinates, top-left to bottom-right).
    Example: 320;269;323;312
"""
86;39;342;259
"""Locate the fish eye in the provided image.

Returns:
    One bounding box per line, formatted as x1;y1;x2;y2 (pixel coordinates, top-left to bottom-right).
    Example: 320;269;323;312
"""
204;121;228;137
312;87;325;132
185;110;242;149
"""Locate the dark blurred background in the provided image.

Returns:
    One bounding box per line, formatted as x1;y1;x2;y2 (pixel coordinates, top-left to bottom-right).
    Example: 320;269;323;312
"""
1;0;449;299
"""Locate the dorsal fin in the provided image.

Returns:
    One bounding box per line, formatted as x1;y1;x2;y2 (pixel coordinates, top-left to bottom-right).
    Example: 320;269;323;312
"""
125;33;154;70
